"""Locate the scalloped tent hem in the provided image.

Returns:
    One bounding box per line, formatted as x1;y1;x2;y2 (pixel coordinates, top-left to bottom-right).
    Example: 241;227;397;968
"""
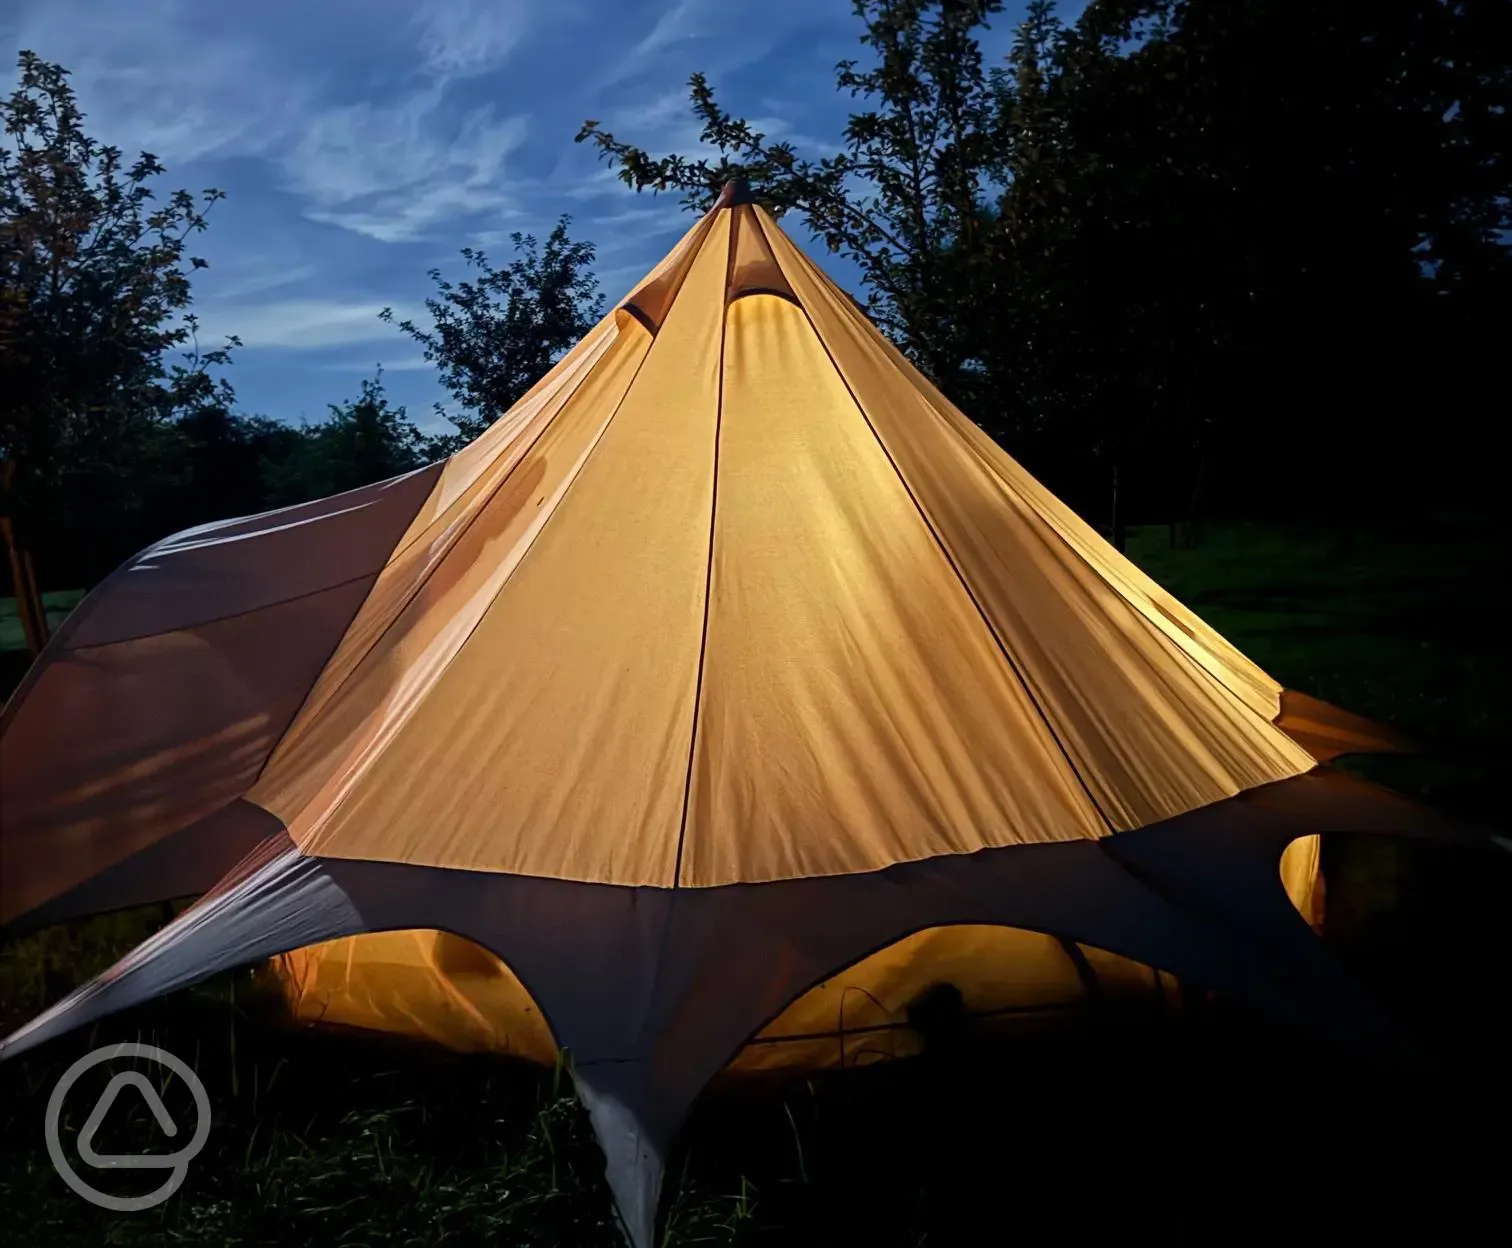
1;183;1489;1247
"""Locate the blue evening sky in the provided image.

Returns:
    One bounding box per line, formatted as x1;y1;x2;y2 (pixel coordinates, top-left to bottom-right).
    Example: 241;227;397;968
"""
2;1;1078;435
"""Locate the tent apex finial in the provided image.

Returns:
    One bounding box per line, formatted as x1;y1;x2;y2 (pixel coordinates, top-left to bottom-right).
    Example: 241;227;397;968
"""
715;176;754;209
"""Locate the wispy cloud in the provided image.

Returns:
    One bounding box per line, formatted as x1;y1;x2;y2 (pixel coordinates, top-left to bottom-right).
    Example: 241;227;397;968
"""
413;0;530;82
467;228;523;248
607;87;692;135
274;1;538;245
558;168;632;202
584;85;752;189
3;0;867;421
378;355;441;373
318;353;437;374
601;0;811;91
201;298;425;351
4;0;308;166
741;113;844;158
6;0;537;246
281;92;531;243
622;0;703;71
210;264;321;303
589;204;686;230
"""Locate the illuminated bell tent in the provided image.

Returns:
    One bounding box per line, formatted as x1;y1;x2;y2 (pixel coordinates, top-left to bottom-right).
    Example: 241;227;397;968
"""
1;181;1471;1247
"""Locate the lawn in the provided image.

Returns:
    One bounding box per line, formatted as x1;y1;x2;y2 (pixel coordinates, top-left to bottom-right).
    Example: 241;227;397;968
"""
1125;517;1504;817
0;588;86;654
0;588;86;695
1;519;1507;1245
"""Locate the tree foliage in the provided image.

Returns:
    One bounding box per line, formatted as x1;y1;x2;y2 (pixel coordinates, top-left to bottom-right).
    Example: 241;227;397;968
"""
0;55;616;634
577;0;1511;530
381;217;604;449
578;0;1010;396
4;4;1508;649
34;372;442;598
262;369;434;508
1;50;238;648
0;52;241;518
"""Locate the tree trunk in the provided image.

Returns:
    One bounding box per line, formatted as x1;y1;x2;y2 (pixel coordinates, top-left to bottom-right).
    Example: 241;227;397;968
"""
0;460;49;659
1;514;48;658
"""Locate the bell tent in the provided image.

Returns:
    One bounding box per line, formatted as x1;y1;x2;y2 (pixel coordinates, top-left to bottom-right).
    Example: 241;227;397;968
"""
0;181;1469;1245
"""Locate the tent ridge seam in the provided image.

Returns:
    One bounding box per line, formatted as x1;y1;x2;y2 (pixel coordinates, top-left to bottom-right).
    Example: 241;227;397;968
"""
361;462;482;574
796;255;1303;776
758;211;1115;839
969;453;1287;736
297;327;666;842
242;472;447;792
251;347;614;787
856;330;1284;731
670;212;739;889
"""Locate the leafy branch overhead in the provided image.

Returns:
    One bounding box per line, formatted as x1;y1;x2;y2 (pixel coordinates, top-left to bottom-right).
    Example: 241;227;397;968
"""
577;0;1017;392
1;1;1507;650
576;0;1510;537
381;217;604;445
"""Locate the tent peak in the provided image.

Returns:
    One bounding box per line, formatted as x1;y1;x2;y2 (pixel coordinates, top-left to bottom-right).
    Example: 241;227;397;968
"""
714;177;755;209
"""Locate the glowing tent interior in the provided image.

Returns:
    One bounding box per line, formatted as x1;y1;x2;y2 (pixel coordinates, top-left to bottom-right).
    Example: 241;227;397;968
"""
0;180;1471;1246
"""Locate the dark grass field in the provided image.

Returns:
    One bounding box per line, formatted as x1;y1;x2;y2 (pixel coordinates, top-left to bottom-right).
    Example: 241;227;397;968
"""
0;589;83;698
1;519;1508;1245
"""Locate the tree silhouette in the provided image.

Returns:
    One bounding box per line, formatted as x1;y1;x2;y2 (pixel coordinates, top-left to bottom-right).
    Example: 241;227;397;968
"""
0;51;238;652
381;217;603;451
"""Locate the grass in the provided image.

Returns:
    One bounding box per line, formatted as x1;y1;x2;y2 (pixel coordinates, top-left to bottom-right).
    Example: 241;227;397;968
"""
1;518;1508;1245
1126;517;1511;1049
0;588;86;653
1125;516;1506;816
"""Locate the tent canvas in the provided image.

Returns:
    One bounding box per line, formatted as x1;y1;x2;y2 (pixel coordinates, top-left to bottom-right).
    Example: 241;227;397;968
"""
266;838;1323;1072
0;181;1472;1246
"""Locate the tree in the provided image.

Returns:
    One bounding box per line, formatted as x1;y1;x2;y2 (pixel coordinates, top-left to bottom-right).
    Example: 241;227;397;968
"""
577;0;1511;537
261;368;433;508
572;0;1125;519
1039;1;1512;529
381;217;604;451
131;409;306;545
0;51;238;654
576;0;1011;404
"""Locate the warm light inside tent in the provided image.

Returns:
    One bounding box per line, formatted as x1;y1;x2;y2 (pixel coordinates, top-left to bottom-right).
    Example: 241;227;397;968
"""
267;835;1322;1071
